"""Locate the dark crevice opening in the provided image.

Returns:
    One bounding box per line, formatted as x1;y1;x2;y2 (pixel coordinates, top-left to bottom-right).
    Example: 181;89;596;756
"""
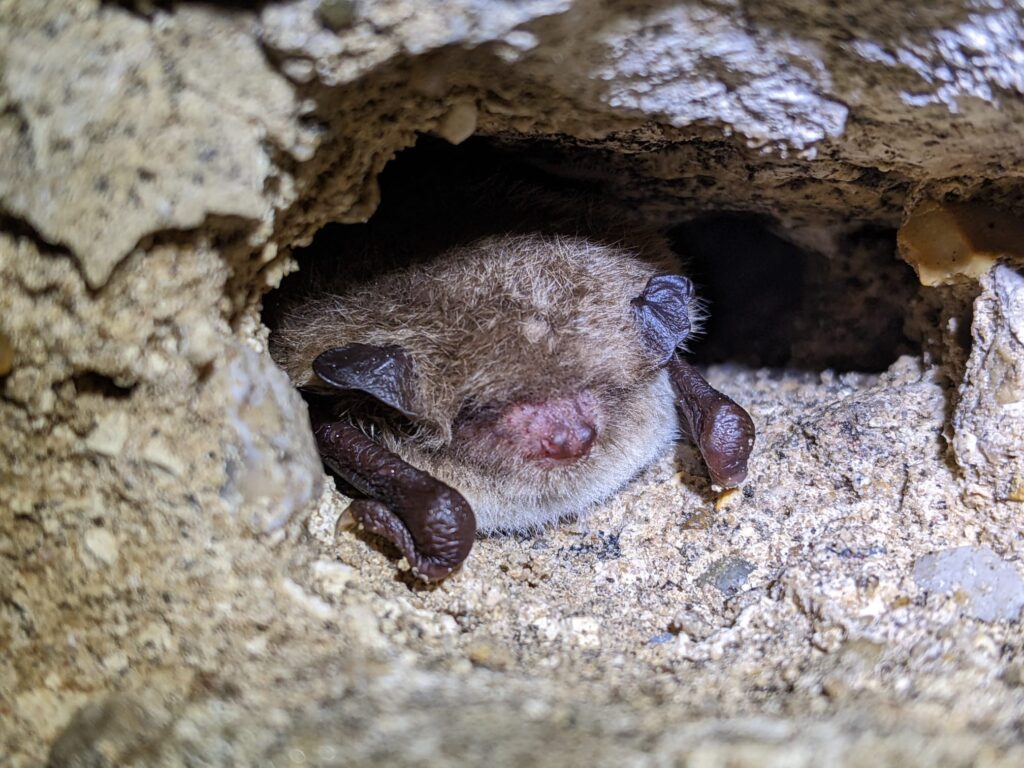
71;372;137;400
673;217;919;372
266;136;921;374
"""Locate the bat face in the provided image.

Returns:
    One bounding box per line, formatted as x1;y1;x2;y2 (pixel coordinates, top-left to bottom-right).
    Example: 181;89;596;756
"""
453;390;603;467
274;234;691;528
417;372;681;533
270;232;752;580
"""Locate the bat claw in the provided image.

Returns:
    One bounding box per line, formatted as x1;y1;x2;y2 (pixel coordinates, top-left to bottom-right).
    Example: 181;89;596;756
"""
314;418;476;582
335;503;358;532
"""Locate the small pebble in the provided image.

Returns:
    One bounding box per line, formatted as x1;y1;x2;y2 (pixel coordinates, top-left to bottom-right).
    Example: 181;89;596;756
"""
701;557;755;595
282;59;316;83
84;412;130;457
466;639;515;670
318;0;355;31
83;528;119;567
714;488;741;511
435;101;477;145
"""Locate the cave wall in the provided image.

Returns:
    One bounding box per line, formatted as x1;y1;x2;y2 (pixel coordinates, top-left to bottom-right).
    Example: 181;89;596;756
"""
2;1;1024;765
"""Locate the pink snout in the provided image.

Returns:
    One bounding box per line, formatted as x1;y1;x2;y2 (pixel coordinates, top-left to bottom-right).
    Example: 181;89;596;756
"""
499;392;601;464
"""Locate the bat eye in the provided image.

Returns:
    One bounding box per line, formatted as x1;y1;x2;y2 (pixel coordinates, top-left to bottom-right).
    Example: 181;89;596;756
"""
631;274;695;365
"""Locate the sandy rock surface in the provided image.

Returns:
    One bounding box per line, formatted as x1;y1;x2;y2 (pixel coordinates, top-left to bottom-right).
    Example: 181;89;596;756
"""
2;1;1024;765
954;265;1024;505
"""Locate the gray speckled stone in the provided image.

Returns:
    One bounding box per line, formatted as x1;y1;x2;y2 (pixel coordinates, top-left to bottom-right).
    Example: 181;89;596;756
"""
913;546;1024;623
702;557;756;596
214;343;323;533
953;265;1024;505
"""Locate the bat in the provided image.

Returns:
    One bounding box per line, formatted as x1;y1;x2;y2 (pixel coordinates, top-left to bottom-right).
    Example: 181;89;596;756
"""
269;231;755;581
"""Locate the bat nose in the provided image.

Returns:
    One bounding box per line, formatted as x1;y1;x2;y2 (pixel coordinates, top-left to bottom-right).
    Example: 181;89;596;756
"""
540;420;596;461
494;391;602;465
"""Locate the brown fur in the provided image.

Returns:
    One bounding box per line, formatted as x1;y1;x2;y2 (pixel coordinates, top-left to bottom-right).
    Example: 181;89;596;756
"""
270;231;700;532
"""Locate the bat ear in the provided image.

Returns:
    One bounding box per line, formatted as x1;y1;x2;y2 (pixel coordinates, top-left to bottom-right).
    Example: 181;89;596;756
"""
312;343;419;418
630;274;694;365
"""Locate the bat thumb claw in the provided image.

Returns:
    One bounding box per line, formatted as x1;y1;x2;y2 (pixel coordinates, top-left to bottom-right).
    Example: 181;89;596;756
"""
335;503;358;533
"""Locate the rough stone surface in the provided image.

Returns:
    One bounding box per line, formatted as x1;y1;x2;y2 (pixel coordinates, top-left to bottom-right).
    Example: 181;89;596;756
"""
212;344;323;534
0;2;316;288
3;0;1024;766
914;546;1024;622
953;264;1024;504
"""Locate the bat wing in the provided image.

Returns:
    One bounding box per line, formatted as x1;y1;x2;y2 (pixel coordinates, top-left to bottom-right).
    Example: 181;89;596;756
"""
312;343;419;417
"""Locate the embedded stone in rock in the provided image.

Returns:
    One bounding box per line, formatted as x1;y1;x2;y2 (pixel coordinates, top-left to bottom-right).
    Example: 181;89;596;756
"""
952;265;1024;504
47;694;175;768
898;201;1024;286
701;557;756;596
82;528;120;568
913;546;1024;623
318;0;356;32
435;101;479;145
213;344;323;533
84;412;131;458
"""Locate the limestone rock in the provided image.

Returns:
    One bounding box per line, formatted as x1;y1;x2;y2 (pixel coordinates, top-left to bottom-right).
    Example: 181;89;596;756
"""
914;546;1024;623
953;265;1024;504
898;201;1024;286
0;2;312;288
211;343;323;533
4;1;1024;766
